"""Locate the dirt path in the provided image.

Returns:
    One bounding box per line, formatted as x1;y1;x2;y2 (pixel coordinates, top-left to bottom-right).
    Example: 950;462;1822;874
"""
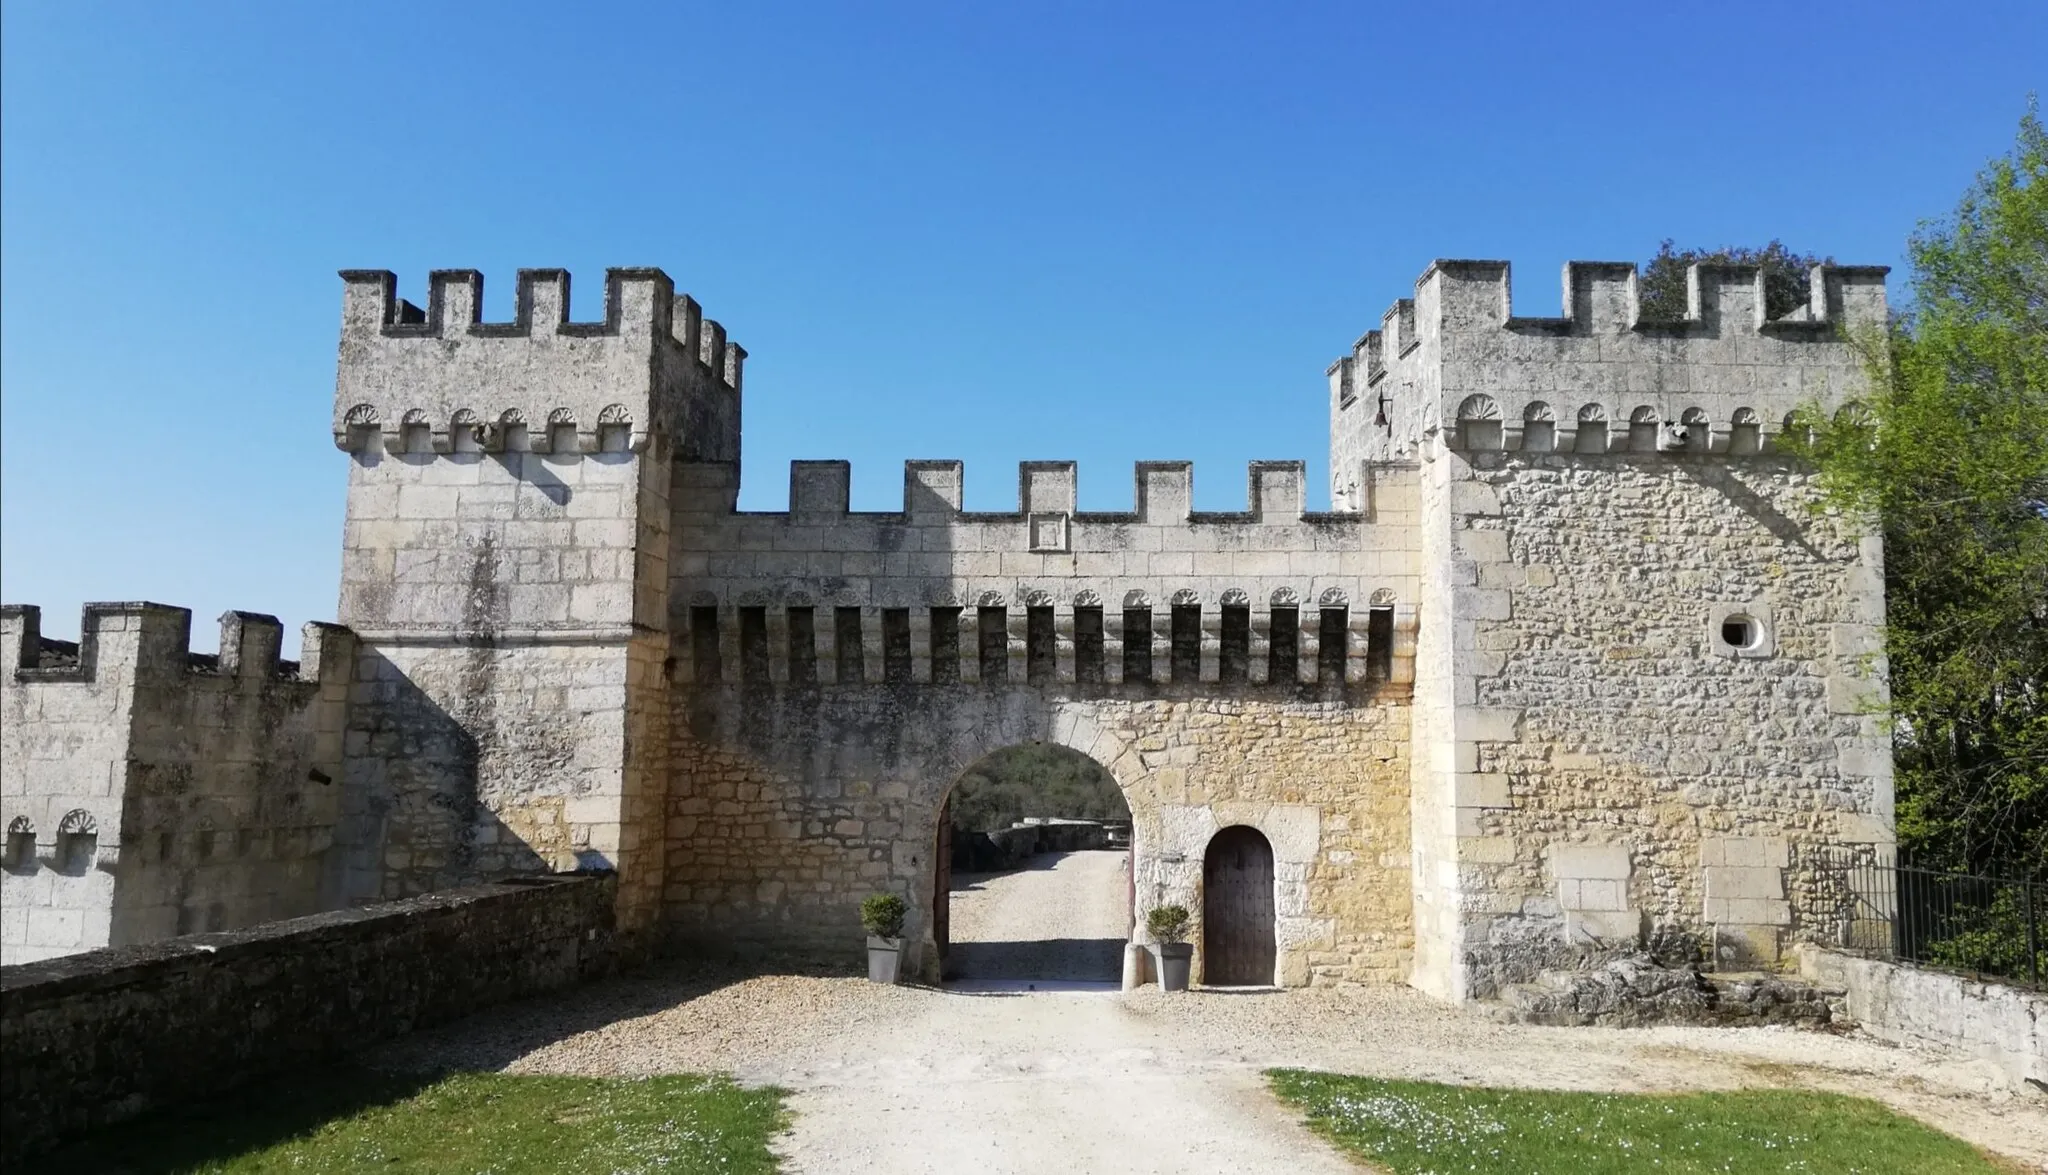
946;849;1130;982
373;964;2048;1173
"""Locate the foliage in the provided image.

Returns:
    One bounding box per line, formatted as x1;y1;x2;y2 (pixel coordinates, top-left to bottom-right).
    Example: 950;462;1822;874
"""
46;1067;788;1174
860;892;908;938
1267;1070;2016;1174
1146;903;1191;944
1638;238;1832;322
1923;887;2047;981
1791;104;2048;884
948;743;1128;834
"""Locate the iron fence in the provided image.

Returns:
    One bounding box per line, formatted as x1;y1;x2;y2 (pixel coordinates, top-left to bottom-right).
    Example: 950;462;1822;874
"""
1800;846;2043;989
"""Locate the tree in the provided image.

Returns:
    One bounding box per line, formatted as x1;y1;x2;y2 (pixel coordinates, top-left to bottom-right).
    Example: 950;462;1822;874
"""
947;744;1128;834
1638;239;1832;321
1796;103;2048;883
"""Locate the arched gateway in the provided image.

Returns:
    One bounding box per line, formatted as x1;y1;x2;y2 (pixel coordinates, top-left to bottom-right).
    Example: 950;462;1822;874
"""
304;262;1896;1003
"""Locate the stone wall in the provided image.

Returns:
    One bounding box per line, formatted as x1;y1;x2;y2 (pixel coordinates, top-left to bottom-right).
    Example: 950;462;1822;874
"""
0;873;615;1163
1437;453;1892;997
1;605;354;966
667;684;1413;986
1797;945;2047;1091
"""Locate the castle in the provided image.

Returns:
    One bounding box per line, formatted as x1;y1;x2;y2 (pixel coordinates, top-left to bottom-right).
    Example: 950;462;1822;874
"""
1;258;1897;1002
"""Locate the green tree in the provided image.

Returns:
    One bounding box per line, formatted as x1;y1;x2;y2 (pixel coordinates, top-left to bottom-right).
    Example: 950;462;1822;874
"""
1638;239;1831;321
947;744;1129;834
1796;104;2048;883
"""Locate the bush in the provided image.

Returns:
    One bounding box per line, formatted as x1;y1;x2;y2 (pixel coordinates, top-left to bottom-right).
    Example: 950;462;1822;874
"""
860;893;907;939
1146;904;1191;944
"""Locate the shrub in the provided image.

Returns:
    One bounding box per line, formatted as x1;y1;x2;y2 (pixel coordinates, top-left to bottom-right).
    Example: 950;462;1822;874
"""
1146;903;1191;944
860;893;907;939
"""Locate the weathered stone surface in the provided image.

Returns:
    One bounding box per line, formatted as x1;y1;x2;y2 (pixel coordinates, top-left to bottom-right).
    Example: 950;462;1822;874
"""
0;873;614;1163
1500;953;1839;1028
1798;944;2048;1091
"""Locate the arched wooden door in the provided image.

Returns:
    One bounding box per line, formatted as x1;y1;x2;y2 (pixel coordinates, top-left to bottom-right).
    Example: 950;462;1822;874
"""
1202;825;1275;985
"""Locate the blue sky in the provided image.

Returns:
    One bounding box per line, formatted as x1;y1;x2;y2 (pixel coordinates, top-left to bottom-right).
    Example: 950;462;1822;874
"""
3;2;2043;650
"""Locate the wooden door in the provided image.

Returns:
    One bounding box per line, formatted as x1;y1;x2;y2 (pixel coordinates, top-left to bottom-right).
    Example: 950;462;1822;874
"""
934;795;953;961
1202;825;1275;985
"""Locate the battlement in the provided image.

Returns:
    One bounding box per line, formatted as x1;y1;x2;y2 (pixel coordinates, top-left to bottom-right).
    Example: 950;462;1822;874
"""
675;458;1367;526
335;268;743;462
1415;258;1889;338
1330;258;1889;463
1;604;354;687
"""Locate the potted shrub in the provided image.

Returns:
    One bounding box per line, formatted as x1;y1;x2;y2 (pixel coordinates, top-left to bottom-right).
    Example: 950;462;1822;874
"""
861;893;908;984
1147;904;1193;992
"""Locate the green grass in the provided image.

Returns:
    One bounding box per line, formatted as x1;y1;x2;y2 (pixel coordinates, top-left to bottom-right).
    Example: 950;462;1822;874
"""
50;1066;788;1174
1267;1069;2015;1175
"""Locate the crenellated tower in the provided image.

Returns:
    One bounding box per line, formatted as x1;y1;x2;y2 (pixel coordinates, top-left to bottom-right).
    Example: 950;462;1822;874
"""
330;267;743;941
1328;259;1896;1001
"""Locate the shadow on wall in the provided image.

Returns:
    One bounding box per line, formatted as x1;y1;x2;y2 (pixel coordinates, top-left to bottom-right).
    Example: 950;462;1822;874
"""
335;651;561;903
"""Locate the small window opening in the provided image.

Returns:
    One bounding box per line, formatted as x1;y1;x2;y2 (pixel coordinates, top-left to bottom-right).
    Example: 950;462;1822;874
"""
1219;604;1251;684
690;605;722;683
1721;615;1756;650
882;609;912;682
1367;605;1395;680
1026;606;1056;684
1123;608;1154;683
835;607;865;682
1170;605;1202;682
1318;607;1349;683
929;607;961;682
1523;420;1555;452
1074;606;1105;684
978;607;1008;682
1268;606;1299;684
738;607;769;684
1575;421;1608;454
786;607;816;685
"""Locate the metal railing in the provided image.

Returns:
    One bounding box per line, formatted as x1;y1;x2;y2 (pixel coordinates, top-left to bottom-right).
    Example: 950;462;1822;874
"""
1801;846;2043;989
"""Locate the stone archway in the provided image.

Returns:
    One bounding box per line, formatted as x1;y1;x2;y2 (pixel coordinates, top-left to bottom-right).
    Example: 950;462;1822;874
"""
933;739;1135;983
1202;825;1277;986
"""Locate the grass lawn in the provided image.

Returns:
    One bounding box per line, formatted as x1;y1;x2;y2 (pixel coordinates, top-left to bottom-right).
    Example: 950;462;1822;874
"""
48;1066;788;1174
1267;1069;2018;1175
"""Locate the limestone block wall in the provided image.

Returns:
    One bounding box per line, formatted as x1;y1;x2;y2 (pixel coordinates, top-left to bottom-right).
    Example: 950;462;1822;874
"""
331;267;735;938
1796;945;2047;1091
1;605;354;966
1358;257;1895;1001
667;685;1412;986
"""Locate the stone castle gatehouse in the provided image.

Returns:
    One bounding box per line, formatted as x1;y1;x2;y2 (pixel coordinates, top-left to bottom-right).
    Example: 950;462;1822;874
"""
3;259;1896;1002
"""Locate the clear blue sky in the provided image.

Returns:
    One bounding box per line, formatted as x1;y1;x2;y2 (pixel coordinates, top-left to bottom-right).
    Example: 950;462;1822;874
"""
3;2;2042;650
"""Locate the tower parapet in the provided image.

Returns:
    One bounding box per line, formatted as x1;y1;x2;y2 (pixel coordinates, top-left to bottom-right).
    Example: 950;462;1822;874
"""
335;268;742;462
1;604;356;965
1332;259;1889;475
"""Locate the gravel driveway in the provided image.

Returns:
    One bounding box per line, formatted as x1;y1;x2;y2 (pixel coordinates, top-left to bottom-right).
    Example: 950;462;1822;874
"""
946;849;1130;983
373;958;2048;1173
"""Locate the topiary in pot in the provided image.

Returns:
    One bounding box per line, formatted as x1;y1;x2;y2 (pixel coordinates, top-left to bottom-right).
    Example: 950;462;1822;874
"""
861;893;909;984
1146;904;1194;992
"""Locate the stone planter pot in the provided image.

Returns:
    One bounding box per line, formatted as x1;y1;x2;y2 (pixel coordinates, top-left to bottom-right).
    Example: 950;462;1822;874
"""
1155;942;1193;992
867;935;904;984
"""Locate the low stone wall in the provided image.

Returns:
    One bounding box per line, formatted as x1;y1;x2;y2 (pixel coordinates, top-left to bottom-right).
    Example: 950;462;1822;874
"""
1797;944;2046;1091
0;873;616;1161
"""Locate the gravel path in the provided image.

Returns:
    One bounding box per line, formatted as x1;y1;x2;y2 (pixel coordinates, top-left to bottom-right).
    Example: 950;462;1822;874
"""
371;962;2048;1172
946;849;1130;982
